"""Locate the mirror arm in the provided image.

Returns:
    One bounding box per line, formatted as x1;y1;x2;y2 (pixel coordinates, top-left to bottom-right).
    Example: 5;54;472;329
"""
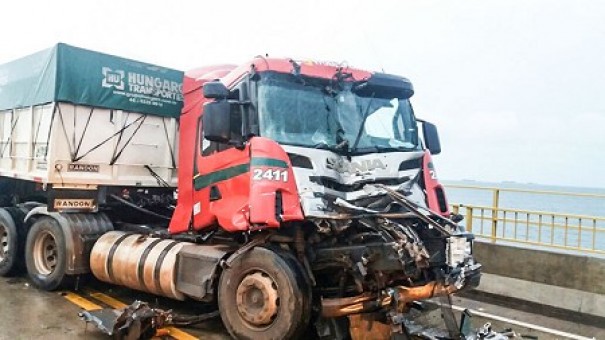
229;99;252;142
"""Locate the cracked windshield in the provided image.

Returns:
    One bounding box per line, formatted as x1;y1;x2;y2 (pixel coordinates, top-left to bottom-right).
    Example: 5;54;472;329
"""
258;72;419;154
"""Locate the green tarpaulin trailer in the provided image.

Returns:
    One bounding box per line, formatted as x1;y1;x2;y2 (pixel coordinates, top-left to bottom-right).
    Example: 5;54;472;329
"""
0;44;183;190
0;43;183;117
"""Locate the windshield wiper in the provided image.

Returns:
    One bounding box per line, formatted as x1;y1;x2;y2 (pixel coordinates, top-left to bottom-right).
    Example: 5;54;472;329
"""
311;141;351;155
312;142;345;153
312;142;332;150
350;92;376;152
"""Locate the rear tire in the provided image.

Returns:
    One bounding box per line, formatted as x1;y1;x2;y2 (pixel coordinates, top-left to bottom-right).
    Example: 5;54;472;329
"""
0;209;19;276
218;247;311;340
25;217;68;291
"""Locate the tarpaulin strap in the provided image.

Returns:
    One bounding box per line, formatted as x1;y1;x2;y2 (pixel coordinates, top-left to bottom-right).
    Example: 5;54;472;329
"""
145;165;170;187
57;103;76;160
111;112;130;163
110;115;147;165
73;106;95;159
72;105;77;158
32;104;48;159
0;109;20;157
42;103;57;161
162;117;176;169
73;114;145;162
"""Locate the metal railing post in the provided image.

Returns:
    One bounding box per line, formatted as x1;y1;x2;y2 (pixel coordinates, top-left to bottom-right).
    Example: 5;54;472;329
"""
491;189;500;242
466;206;473;233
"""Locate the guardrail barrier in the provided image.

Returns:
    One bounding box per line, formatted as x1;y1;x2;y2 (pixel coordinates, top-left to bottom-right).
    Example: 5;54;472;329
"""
447;185;605;254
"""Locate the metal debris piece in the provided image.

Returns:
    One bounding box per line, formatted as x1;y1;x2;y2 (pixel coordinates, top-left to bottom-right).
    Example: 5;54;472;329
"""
344;312;515;340
340;296;518;340
80;308;124;336
402;318;514;340
79;300;219;339
469;322;513;340
80;300;168;339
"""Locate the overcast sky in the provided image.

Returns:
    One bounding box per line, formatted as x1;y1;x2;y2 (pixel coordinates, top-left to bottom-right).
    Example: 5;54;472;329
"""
1;0;604;188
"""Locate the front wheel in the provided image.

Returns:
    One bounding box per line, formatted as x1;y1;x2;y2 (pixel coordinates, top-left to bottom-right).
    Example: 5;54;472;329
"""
25;217;68;291
218;247;311;340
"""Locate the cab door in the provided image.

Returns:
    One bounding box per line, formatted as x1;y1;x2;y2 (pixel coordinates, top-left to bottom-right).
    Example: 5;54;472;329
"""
192;82;252;232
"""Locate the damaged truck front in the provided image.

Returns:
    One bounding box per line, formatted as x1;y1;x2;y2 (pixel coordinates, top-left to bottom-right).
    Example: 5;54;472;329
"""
175;59;483;338
250;65;481;337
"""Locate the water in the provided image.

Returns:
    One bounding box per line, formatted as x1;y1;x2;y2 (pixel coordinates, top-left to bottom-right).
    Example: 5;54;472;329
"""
442;180;605;254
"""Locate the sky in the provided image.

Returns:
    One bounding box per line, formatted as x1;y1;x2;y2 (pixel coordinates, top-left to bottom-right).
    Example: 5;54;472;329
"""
1;0;604;188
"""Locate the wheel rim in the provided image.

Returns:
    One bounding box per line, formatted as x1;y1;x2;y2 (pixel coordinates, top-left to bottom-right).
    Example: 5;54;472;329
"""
33;231;58;275
0;224;8;261
236;271;280;328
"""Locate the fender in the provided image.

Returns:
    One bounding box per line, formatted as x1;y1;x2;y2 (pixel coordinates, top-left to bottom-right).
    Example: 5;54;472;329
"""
25;207;113;275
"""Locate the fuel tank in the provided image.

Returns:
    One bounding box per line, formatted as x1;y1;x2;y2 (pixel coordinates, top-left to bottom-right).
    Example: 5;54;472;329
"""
90;231;188;300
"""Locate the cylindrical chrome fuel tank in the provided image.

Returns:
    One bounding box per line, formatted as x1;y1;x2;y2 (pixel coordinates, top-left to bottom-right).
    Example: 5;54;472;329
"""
90;231;188;300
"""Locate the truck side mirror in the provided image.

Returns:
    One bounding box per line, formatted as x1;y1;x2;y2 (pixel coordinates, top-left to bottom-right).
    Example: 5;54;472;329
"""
422;121;441;155
203;101;231;143
203;81;229;99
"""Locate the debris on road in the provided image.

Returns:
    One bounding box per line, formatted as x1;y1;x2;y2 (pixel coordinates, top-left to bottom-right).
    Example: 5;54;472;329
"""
79;300;219;340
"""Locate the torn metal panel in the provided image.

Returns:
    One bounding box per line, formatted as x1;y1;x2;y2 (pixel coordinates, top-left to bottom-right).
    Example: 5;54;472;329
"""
79;301;167;340
79;300;219;340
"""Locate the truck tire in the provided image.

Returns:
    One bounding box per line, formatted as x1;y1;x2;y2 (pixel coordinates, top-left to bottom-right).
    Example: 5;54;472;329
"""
25;217;68;291
0;209;19;276
218;247;311;340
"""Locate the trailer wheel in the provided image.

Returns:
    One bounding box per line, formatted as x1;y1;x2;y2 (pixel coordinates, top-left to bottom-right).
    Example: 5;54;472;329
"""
218;247;310;340
0;209;19;276
25;217;68;291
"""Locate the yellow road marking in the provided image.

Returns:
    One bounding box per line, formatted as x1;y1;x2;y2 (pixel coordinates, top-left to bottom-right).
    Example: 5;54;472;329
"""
87;290;127;308
85;289;199;340
163;327;199;340
62;292;102;311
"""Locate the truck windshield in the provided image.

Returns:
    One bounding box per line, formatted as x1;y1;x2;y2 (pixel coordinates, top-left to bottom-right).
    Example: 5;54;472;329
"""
257;72;419;154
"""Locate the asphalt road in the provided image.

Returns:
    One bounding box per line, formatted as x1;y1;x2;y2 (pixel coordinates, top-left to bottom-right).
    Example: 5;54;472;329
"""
0;275;602;340
0;276;228;340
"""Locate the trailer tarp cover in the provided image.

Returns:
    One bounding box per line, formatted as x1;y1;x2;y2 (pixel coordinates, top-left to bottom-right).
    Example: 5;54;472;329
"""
0;43;183;118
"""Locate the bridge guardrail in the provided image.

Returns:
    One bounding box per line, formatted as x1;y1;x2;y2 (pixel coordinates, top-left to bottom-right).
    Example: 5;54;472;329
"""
446;185;605;255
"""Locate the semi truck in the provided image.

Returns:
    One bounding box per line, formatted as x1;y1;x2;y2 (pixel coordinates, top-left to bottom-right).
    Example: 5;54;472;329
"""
0;44;481;339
